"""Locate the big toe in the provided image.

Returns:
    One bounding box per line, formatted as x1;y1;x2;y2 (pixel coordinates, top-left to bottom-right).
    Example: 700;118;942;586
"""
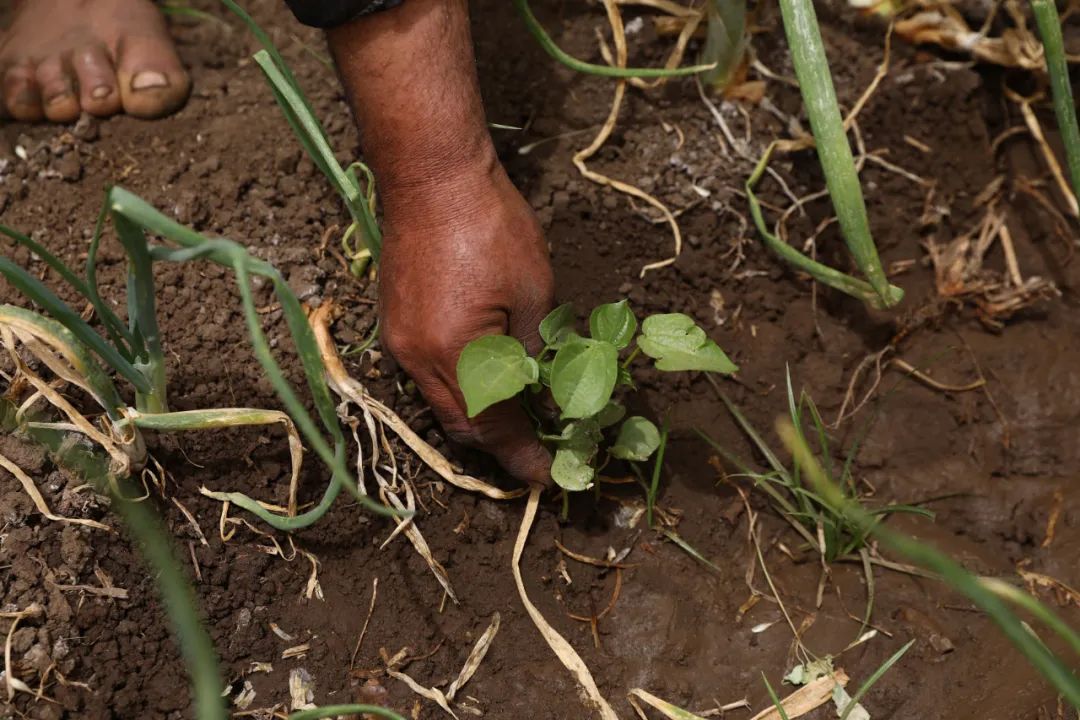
115;34;190;119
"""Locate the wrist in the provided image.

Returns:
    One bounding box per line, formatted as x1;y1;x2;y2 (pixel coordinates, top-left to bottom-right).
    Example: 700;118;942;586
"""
376;133;504;232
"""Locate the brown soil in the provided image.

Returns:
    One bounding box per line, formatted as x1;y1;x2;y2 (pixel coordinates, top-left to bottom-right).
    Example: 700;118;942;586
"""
2;0;1079;719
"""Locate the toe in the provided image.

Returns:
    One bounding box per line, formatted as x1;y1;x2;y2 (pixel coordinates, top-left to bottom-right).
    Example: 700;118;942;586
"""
35;55;80;123
2;63;43;122
115;33;190;119
73;44;122;117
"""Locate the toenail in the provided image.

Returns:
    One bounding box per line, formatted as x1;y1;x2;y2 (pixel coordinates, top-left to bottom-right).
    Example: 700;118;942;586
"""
91;85;113;99
131;71;168;91
46;90;74;106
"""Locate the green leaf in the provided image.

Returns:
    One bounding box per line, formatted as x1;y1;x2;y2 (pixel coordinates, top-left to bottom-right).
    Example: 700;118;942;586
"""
551;444;595;491
589;300;637;348
617;366;636;388
596;401;626;428
550;338;619;419
539;302;576;347
456;335;539;417
610;416;661;461
637;313;738;374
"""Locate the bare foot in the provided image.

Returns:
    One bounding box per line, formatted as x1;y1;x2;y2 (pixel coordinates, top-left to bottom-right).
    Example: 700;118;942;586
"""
0;0;191;122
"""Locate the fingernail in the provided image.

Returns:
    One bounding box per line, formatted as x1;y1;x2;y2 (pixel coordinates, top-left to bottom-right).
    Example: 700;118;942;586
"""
91;84;113;99
131;71;168;91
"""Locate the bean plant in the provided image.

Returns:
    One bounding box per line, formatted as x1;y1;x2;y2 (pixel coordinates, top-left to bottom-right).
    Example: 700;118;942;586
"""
457;301;736;491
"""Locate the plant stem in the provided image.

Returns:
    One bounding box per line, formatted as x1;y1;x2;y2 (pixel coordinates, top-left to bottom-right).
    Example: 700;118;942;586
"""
113;213;169;412
1031;0;1080;204
700;0;746;89
746;145;903;309
621;346;642;368
775;0;896;307
512;0;716;78
647;421;669;527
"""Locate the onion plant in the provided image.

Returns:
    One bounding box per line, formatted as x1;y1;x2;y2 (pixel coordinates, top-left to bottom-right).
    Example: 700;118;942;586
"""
221;0;381;271
700;0;747;90
0;187;395;528
1030;0;1080;205
779;420;1080;708
751;0;903;309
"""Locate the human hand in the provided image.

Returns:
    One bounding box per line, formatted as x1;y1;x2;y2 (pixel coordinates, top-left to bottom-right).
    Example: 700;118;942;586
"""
378;158;555;488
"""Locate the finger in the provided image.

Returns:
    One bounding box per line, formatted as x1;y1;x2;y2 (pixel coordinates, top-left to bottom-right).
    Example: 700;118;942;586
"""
414;370;552;489
508;282;554;357
472;400;553;488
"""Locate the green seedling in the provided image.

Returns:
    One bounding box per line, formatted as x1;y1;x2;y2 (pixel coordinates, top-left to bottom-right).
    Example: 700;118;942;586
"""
779;419;1080;708
700;0;747;90
1031;0;1080;205
457;301;736;491
701;370;930;563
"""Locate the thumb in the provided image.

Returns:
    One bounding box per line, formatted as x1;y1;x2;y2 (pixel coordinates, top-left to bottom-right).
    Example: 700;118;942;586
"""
474;400;553;489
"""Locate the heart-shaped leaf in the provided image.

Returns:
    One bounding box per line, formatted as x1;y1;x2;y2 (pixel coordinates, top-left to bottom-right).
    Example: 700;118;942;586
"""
589;300;637;349
539;303;576;347
637;313;737;374
551;444;595;491
457;335;539;417
610;416;661;461
550;338;619;418
596;401;626;428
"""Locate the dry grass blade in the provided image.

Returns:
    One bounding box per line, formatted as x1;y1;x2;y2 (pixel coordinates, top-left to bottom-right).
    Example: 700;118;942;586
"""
894;5;1042;69
310;303;524;501
747;670;849;720
50;582;129;599
514;488;620;720
927;207;1060;329
628;688;707;719
387;669;457;718
2;326;135;475
575;0;683;277
446;613;501;701
1010;92;1079;218
0;452;110;531
555;539;636;568
3;603;44;701
350;578;379;669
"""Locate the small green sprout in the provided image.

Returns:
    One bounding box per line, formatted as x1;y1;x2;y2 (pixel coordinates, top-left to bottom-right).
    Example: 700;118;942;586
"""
1031;0;1080;206
699;0;747;91
702;370;930;564
457;300;736;491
